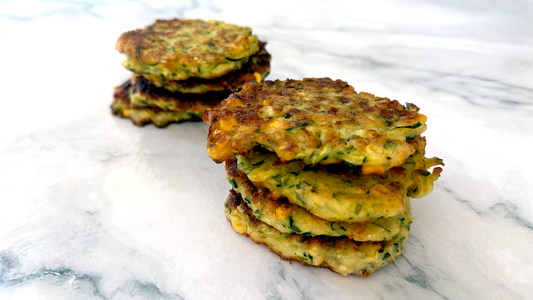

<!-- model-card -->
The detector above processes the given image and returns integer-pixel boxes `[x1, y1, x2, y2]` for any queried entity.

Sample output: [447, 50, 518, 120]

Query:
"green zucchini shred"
[382, 252, 391, 261]
[228, 178, 237, 189]
[288, 216, 301, 233]
[371, 222, 391, 232]
[225, 57, 243, 62]
[355, 203, 362, 215]
[398, 121, 422, 129]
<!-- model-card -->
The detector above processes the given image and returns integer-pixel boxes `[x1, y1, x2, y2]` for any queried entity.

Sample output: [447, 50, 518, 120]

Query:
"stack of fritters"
[204, 78, 443, 276]
[111, 19, 271, 127]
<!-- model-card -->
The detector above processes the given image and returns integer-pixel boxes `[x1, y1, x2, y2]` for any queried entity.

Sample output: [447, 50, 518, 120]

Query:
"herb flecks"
[302, 252, 314, 263]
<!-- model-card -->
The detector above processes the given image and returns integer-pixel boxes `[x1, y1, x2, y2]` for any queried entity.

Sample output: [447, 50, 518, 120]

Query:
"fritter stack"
[111, 19, 271, 127]
[203, 78, 443, 276]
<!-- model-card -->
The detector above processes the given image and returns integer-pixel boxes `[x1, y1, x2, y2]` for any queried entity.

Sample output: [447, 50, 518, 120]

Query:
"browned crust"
[111, 79, 132, 112]
[203, 78, 427, 165]
[204, 78, 423, 128]
[130, 75, 227, 110]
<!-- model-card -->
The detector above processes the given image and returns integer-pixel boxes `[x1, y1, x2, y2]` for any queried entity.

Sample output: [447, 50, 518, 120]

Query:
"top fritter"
[203, 78, 428, 174]
[116, 19, 260, 81]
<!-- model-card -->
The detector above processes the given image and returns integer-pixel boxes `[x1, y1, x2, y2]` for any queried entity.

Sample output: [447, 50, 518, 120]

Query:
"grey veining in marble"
[1, 0, 532, 299]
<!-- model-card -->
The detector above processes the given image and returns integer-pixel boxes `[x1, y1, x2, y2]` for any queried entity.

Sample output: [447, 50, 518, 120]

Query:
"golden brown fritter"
[204, 78, 428, 174]
[116, 19, 259, 80]
[143, 41, 271, 93]
[225, 189, 410, 277]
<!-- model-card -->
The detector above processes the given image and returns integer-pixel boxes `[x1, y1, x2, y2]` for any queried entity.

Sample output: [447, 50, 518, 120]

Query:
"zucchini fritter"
[204, 78, 428, 173]
[143, 41, 271, 93]
[111, 80, 216, 127]
[226, 158, 411, 241]
[116, 19, 259, 81]
[234, 136, 443, 222]
[225, 190, 410, 277]
[129, 75, 228, 111]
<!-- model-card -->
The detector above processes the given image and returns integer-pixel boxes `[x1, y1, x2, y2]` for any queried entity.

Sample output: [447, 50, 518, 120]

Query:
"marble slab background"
[1, 0, 532, 299]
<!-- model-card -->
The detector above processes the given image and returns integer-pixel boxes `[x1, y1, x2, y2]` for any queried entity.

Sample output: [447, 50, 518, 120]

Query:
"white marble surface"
[1, 0, 533, 299]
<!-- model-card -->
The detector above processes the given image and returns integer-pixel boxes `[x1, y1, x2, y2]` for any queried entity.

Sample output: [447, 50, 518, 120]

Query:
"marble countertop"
[1, 0, 532, 299]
